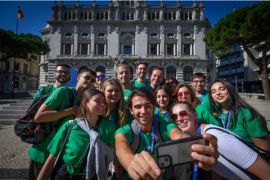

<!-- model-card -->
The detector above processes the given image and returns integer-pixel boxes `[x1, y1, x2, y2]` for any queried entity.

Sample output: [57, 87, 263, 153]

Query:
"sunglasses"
[96, 75, 105, 79]
[178, 91, 190, 97]
[171, 110, 189, 121]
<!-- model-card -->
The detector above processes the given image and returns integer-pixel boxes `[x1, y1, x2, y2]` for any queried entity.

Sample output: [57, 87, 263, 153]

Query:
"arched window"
[120, 33, 134, 55]
[183, 66, 193, 82]
[95, 66, 105, 74]
[166, 66, 176, 79]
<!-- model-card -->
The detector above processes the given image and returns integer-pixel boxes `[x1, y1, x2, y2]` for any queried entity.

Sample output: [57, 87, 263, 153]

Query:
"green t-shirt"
[133, 79, 151, 92]
[28, 86, 79, 164]
[123, 88, 134, 104]
[196, 89, 208, 105]
[115, 120, 177, 179]
[196, 105, 269, 146]
[48, 118, 116, 175]
[154, 107, 170, 122]
[33, 84, 56, 102]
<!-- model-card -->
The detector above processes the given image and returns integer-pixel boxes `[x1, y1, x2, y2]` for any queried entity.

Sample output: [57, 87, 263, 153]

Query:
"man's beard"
[56, 76, 70, 84]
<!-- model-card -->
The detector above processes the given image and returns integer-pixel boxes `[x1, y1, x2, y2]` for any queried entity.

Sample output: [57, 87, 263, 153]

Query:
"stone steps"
[2, 106, 29, 110]
[0, 99, 32, 124]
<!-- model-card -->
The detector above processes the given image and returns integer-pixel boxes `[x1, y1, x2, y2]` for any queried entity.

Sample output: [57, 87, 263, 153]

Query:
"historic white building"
[40, 0, 215, 87]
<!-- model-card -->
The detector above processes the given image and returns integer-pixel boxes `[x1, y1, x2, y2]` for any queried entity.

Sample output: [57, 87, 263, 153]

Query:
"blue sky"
[0, 1, 261, 37]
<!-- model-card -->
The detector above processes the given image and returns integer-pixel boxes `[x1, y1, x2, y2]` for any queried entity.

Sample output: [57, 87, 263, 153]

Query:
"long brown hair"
[209, 79, 267, 128]
[77, 89, 105, 118]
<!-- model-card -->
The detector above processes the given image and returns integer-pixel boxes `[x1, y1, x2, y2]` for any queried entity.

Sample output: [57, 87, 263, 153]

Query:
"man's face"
[150, 69, 164, 87]
[130, 95, 154, 127]
[192, 77, 206, 93]
[117, 66, 131, 84]
[136, 64, 147, 79]
[55, 66, 71, 84]
[77, 71, 94, 90]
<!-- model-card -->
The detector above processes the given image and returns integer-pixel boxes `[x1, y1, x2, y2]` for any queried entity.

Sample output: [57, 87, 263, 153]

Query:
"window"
[166, 66, 176, 79]
[166, 44, 175, 55]
[23, 64, 28, 74]
[121, 11, 134, 20]
[63, 43, 72, 55]
[81, 32, 89, 38]
[14, 62, 20, 71]
[65, 33, 72, 38]
[184, 32, 192, 38]
[183, 66, 193, 82]
[183, 44, 192, 55]
[149, 44, 159, 55]
[150, 32, 158, 38]
[123, 45, 132, 55]
[80, 43, 88, 55]
[98, 32, 106, 38]
[96, 43, 106, 55]
[167, 33, 175, 39]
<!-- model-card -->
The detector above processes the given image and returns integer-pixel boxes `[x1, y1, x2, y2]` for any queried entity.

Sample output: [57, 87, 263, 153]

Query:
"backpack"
[14, 88, 74, 144]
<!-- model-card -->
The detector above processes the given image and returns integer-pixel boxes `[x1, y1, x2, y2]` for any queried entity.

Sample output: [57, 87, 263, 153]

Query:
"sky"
[0, 1, 261, 37]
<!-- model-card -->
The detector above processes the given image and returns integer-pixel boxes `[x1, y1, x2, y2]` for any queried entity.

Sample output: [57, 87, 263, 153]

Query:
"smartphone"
[156, 136, 205, 168]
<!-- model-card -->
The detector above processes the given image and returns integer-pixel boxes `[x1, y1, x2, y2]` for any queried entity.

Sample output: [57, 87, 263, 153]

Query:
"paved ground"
[0, 125, 30, 179]
[0, 97, 269, 179]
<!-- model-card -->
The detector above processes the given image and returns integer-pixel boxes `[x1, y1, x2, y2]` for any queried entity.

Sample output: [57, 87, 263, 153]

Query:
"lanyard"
[221, 111, 232, 129]
[191, 124, 202, 180]
[136, 120, 155, 155]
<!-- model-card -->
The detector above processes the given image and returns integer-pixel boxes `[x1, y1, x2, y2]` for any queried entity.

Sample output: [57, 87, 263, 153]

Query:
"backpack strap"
[130, 118, 162, 153]
[54, 120, 75, 168]
[68, 88, 75, 106]
[131, 120, 140, 153]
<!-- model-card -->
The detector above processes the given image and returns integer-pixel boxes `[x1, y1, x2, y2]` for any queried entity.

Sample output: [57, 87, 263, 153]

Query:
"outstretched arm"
[115, 133, 161, 179]
[203, 124, 270, 180]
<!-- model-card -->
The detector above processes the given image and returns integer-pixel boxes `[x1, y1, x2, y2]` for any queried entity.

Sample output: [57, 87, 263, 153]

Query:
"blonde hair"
[102, 79, 128, 126]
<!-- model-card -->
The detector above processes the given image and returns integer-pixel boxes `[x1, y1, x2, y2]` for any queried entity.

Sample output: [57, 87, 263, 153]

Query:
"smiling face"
[85, 93, 106, 116]
[211, 82, 230, 105]
[77, 71, 94, 90]
[104, 84, 122, 106]
[150, 69, 164, 88]
[55, 66, 71, 84]
[156, 89, 169, 109]
[192, 77, 206, 93]
[136, 64, 148, 79]
[117, 65, 131, 84]
[130, 95, 154, 127]
[171, 104, 196, 133]
[177, 86, 191, 102]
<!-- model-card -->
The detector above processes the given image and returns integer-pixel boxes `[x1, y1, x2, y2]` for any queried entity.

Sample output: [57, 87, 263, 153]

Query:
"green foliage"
[0, 29, 50, 60]
[204, 2, 270, 54]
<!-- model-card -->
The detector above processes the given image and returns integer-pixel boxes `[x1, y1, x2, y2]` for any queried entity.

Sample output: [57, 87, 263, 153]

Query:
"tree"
[0, 29, 50, 61]
[204, 2, 270, 99]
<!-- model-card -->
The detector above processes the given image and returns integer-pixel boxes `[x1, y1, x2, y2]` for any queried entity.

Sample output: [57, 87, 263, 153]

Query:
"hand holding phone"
[156, 136, 205, 168]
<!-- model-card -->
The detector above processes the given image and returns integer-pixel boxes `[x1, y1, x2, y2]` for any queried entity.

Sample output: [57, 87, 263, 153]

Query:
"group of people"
[26, 61, 270, 180]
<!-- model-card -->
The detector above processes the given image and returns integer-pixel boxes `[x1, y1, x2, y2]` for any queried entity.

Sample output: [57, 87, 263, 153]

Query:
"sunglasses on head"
[171, 110, 189, 121]
[96, 75, 105, 79]
[178, 91, 190, 97]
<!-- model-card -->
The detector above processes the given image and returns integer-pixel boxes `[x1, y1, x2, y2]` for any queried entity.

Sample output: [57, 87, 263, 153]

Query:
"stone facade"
[40, 0, 215, 87]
